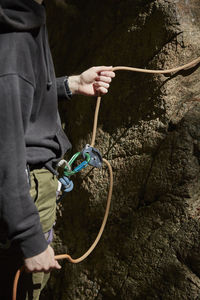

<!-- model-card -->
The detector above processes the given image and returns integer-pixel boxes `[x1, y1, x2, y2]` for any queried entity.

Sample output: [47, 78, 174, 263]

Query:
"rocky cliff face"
[44, 0, 200, 299]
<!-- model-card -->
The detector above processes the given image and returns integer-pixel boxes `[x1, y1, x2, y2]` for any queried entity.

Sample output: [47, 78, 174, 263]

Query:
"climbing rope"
[12, 56, 200, 300]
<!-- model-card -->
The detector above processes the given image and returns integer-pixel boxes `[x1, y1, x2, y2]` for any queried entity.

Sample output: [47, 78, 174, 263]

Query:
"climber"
[0, 0, 115, 299]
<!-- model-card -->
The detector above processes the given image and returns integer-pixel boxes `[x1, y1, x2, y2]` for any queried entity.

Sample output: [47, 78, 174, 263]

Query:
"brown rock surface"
[43, 0, 200, 299]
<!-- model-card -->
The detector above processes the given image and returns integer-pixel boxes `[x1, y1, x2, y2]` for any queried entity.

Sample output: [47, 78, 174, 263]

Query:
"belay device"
[57, 144, 103, 201]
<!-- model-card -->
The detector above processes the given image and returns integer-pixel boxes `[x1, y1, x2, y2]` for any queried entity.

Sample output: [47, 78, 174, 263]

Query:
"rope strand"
[112, 56, 200, 73]
[12, 55, 200, 300]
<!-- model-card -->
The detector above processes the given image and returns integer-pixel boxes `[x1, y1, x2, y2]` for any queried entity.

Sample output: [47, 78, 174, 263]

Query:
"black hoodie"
[0, 0, 71, 258]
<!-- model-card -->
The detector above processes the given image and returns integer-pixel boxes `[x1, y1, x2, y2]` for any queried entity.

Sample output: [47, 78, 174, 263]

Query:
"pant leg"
[22, 169, 58, 300]
[0, 169, 58, 300]
[20, 271, 50, 300]
[30, 169, 58, 234]
[15, 168, 58, 300]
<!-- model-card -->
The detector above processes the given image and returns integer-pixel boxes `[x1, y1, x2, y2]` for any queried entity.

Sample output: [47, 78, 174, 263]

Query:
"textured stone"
[42, 0, 200, 299]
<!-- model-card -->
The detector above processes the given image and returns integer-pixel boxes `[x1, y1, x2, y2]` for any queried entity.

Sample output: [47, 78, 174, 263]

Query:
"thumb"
[55, 259, 61, 269]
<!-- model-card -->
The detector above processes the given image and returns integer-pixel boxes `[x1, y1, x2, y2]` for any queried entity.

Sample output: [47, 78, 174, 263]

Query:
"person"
[0, 0, 115, 299]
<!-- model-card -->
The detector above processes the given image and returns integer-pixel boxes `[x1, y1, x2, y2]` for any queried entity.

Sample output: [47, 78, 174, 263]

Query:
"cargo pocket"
[29, 169, 58, 233]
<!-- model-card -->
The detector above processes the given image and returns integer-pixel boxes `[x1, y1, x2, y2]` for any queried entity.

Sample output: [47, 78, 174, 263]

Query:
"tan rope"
[12, 56, 200, 300]
[112, 56, 200, 73]
[54, 158, 113, 263]
[91, 96, 101, 147]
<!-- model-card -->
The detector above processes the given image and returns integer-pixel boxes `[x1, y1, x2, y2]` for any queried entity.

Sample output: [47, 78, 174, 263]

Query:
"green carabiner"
[63, 152, 91, 177]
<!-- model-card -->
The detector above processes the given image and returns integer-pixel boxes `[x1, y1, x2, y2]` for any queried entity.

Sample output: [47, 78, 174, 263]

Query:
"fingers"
[94, 81, 110, 89]
[43, 259, 61, 274]
[95, 71, 115, 87]
[25, 259, 61, 273]
[39, 261, 61, 274]
[95, 75, 112, 83]
[94, 69, 115, 95]
[93, 66, 115, 79]
[93, 66, 114, 72]
[94, 80, 110, 95]
[99, 71, 115, 78]
[55, 260, 62, 270]
[95, 86, 108, 95]
[24, 245, 61, 273]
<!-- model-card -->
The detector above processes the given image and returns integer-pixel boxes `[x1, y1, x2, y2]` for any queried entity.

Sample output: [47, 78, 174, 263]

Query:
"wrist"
[68, 75, 81, 95]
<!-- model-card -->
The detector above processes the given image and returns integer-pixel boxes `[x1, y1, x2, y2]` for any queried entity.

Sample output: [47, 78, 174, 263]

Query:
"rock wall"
[43, 0, 200, 299]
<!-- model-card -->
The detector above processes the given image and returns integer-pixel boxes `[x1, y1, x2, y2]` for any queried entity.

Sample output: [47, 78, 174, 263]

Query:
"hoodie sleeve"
[56, 76, 72, 101]
[0, 74, 48, 258]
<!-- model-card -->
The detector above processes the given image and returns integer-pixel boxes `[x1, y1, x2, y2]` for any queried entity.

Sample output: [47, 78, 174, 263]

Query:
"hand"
[24, 245, 61, 273]
[68, 66, 115, 97]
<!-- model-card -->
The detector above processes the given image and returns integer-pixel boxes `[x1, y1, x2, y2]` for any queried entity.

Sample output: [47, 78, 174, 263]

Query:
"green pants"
[0, 168, 58, 300]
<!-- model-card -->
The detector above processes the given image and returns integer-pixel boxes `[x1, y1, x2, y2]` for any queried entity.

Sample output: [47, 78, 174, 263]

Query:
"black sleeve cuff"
[56, 76, 72, 100]
[20, 229, 48, 258]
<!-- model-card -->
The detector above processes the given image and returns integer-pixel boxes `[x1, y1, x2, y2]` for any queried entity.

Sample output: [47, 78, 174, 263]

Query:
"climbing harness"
[12, 56, 200, 300]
